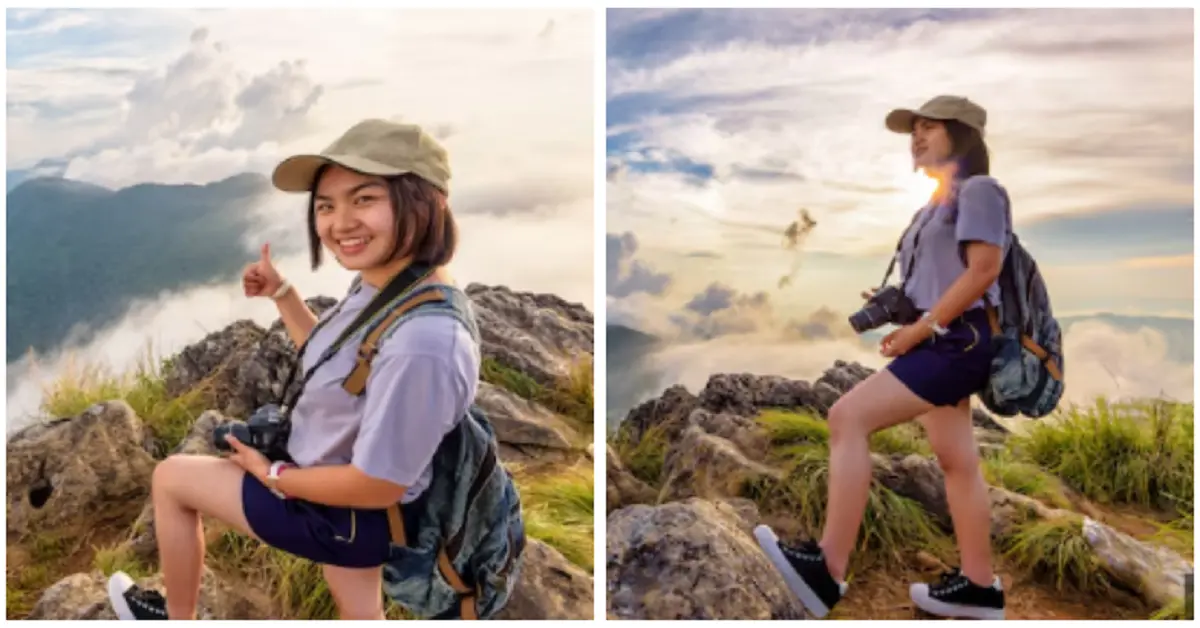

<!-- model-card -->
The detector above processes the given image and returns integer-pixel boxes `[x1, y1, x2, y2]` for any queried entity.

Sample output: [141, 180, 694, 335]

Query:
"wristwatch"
[266, 461, 294, 499]
[922, 311, 949, 336]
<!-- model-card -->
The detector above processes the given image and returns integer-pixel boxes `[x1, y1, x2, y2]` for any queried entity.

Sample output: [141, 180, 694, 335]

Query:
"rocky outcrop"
[465, 283, 593, 388]
[607, 362, 1192, 618]
[7, 401, 156, 539]
[9, 283, 594, 621]
[607, 498, 804, 620]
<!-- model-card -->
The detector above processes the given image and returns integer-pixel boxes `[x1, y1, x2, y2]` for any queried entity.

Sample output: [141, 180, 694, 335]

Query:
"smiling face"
[312, 165, 399, 272]
[910, 117, 954, 171]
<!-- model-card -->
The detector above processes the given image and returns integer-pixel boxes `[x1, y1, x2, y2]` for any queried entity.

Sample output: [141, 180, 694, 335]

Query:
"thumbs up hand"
[243, 243, 286, 299]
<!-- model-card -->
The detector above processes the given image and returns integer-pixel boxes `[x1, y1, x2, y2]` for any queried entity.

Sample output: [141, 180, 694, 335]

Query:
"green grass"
[515, 465, 595, 572]
[1150, 597, 1191, 620]
[482, 356, 594, 429]
[92, 542, 154, 580]
[34, 345, 212, 456]
[6, 532, 74, 618]
[757, 408, 930, 457]
[746, 410, 950, 571]
[999, 516, 1115, 595]
[982, 452, 1072, 509]
[611, 422, 670, 486]
[1011, 399, 1193, 517]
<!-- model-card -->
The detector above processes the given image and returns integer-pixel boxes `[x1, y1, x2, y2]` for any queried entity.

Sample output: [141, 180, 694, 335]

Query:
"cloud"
[608, 232, 673, 297]
[1120, 254, 1193, 270]
[606, 8, 1194, 261]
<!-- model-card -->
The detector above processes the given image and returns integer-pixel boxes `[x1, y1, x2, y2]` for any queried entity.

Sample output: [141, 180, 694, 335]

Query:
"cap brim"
[271, 154, 410, 192]
[885, 108, 920, 134]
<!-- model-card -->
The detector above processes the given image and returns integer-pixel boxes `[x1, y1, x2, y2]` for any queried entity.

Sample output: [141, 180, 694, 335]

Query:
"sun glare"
[903, 171, 938, 208]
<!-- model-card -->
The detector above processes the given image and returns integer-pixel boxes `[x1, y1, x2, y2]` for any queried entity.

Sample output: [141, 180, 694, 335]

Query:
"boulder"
[27, 567, 270, 620]
[495, 539, 594, 620]
[7, 401, 156, 539]
[606, 498, 804, 620]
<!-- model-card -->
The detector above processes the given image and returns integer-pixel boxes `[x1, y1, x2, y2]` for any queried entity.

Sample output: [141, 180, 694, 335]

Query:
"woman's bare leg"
[152, 454, 259, 619]
[819, 368, 934, 580]
[917, 400, 994, 585]
[323, 564, 386, 619]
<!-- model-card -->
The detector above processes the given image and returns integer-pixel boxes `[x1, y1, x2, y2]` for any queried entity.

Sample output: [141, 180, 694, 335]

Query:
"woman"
[107, 119, 481, 620]
[755, 96, 1011, 620]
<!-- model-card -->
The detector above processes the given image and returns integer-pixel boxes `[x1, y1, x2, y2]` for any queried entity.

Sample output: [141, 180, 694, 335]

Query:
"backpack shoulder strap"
[341, 288, 447, 395]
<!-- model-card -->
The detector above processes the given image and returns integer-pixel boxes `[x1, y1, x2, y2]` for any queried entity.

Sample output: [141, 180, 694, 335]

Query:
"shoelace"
[931, 568, 967, 596]
[780, 539, 823, 561]
[129, 588, 168, 617]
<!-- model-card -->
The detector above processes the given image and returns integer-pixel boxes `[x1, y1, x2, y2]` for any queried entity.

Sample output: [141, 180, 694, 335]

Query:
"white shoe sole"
[107, 572, 138, 620]
[754, 525, 828, 619]
[910, 583, 1006, 620]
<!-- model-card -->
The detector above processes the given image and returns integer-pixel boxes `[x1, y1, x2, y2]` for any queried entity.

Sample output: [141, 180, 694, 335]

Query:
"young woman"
[755, 96, 1011, 620]
[107, 120, 481, 620]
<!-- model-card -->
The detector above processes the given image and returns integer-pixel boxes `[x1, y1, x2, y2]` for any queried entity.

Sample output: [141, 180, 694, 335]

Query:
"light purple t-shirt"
[899, 176, 1012, 311]
[285, 281, 480, 503]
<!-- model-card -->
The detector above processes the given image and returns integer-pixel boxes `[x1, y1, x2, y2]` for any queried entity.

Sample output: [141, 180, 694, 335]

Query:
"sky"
[6, 8, 595, 425]
[605, 8, 1195, 412]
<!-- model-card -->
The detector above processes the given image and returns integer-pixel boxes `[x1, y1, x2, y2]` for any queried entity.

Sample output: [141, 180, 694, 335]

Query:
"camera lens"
[211, 421, 251, 452]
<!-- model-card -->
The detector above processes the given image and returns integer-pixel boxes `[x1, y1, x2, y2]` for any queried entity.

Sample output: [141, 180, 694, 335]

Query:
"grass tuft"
[482, 356, 594, 428]
[611, 422, 669, 487]
[515, 465, 595, 572]
[92, 542, 154, 580]
[1011, 399, 1193, 517]
[34, 345, 212, 456]
[982, 452, 1072, 509]
[1000, 516, 1114, 595]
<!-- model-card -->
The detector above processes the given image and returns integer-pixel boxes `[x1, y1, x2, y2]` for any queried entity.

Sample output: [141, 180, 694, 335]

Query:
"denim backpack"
[338, 281, 527, 619]
[954, 176, 1066, 418]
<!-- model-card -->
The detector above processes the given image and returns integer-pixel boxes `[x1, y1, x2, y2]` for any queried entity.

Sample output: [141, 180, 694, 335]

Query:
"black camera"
[213, 404, 292, 461]
[848, 285, 920, 334]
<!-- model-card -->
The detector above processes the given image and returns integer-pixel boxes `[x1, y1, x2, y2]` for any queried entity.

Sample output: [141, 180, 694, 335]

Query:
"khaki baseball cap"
[885, 95, 986, 135]
[272, 119, 451, 194]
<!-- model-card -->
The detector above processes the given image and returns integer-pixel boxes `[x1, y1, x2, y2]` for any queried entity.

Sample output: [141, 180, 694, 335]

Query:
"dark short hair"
[306, 164, 458, 270]
[942, 119, 990, 179]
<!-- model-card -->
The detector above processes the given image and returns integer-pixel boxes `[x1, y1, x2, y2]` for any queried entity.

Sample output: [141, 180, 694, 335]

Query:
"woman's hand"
[242, 243, 285, 298]
[860, 287, 878, 301]
[880, 323, 931, 358]
[223, 434, 271, 483]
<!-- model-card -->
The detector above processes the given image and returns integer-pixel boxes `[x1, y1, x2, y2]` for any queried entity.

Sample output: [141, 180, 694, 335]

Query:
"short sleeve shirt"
[898, 176, 1012, 311]
[284, 281, 481, 503]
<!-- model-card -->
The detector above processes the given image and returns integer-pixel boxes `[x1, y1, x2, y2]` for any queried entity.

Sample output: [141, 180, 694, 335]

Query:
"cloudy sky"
[6, 8, 594, 424]
[606, 8, 1194, 412]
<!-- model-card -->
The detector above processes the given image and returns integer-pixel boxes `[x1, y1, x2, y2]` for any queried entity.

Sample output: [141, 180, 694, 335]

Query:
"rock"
[495, 539, 593, 620]
[466, 284, 593, 389]
[1083, 517, 1193, 610]
[475, 382, 579, 451]
[687, 408, 770, 457]
[618, 384, 699, 446]
[606, 445, 657, 513]
[658, 425, 783, 504]
[27, 567, 270, 620]
[7, 401, 156, 539]
[606, 498, 804, 620]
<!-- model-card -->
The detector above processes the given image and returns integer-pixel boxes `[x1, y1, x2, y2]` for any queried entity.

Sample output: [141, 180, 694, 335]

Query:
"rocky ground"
[607, 361, 1194, 620]
[6, 283, 595, 620]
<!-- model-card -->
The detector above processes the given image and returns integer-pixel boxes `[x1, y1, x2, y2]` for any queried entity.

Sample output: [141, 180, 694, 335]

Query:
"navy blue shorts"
[241, 472, 415, 568]
[886, 308, 995, 407]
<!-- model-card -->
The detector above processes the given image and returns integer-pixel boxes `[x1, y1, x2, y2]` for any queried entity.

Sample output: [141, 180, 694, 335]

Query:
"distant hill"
[6, 173, 273, 362]
[606, 323, 667, 428]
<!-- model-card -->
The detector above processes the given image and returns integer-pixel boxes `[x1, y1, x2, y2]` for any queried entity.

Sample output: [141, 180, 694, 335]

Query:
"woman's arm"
[272, 464, 405, 509]
[923, 241, 1003, 329]
[273, 286, 319, 347]
[924, 177, 1009, 329]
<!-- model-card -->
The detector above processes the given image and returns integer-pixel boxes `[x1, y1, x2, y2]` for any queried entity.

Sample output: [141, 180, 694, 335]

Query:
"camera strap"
[878, 206, 932, 290]
[276, 263, 435, 414]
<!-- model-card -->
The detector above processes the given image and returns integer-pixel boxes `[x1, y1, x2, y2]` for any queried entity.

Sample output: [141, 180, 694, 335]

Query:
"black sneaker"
[753, 525, 848, 618]
[108, 571, 168, 620]
[910, 567, 1006, 620]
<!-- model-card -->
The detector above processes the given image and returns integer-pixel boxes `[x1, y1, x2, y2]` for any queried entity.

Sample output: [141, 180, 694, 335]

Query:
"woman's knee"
[933, 442, 981, 478]
[827, 397, 862, 444]
[151, 454, 188, 497]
